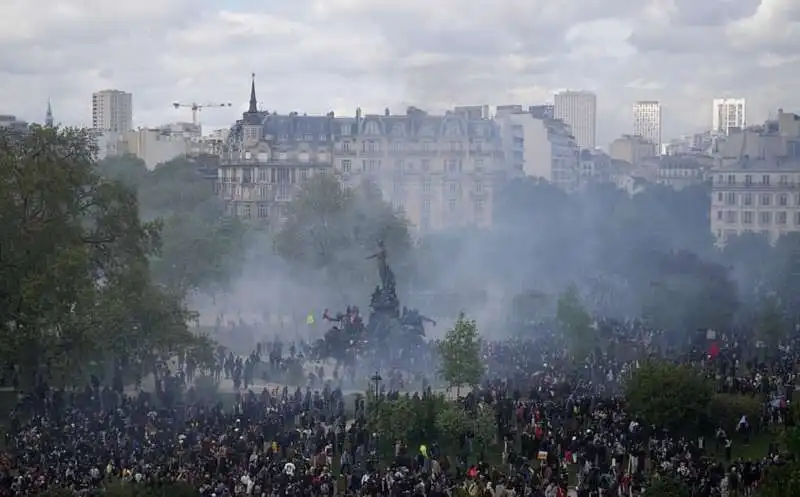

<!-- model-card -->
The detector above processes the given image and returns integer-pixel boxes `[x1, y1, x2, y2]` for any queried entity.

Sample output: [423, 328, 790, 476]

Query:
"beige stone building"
[332, 106, 505, 233]
[216, 80, 506, 233]
[609, 135, 658, 166]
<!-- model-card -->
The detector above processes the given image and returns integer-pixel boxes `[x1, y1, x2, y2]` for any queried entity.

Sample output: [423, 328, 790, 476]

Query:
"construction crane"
[172, 101, 232, 125]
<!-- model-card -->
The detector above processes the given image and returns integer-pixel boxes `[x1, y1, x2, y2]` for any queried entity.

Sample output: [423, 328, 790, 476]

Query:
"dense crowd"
[0, 318, 797, 496]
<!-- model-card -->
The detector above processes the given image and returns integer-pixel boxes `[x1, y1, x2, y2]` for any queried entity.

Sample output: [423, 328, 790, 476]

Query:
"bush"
[708, 393, 763, 434]
[625, 361, 713, 434]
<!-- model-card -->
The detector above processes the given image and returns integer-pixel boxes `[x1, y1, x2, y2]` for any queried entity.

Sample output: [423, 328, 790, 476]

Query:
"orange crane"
[172, 101, 232, 125]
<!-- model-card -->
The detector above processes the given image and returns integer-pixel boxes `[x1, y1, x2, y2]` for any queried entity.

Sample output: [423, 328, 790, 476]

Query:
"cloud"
[0, 0, 797, 146]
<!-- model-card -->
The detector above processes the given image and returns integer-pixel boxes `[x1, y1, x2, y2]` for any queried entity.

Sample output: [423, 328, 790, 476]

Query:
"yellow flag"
[306, 313, 315, 325]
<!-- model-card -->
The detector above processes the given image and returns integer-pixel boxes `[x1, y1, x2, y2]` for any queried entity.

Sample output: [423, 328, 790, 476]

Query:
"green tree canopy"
[0, 127, 205, 389]
[97, 155, 248, 295]
[625, 360, 713, 434]
[274, 174, 410, 288]
[556, 284, 594, 360]
[438, 313, 485, 395]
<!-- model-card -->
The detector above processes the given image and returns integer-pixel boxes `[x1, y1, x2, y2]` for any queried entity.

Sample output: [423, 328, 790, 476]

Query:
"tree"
[438, 313, 484, 396]
[0, 126, 203, 389]
[556, 284, 594, 360]
[759, 428, 800, 497]
[625, 360, 713, 434]
[641, 251, 738, 334]
[97, 155, 248, 295]
[274, 174, 410, 291]
[644, 473, 691, 497]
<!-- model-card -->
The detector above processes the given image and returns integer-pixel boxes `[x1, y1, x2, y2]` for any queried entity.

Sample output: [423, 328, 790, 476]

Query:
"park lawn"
[709, 430, 780, 463]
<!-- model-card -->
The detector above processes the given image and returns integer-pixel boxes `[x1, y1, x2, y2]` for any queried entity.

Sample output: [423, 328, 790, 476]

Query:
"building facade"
[92, 90, 133, 133]
[712, 98, 746, 135]
[647, 155, 711, 190]
[554, 90, 597, 150]
[497, 110, 580, 191]
[218, 80, 505, 232]
[609, 135, 658, 166]
[633, 100, 662, 149]
[528, 104, 554, 119]
[0, 114, 28, 132]
[711, 165, 800, 244]
[332, 106, 505, 233]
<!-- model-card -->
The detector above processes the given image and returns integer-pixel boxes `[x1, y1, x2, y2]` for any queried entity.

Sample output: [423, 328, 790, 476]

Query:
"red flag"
[708, 341, 720, 359]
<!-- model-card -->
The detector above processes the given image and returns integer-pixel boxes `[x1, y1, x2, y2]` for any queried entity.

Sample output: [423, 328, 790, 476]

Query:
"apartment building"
[217, 80, 506, 232]
[92, 90, 133, 133]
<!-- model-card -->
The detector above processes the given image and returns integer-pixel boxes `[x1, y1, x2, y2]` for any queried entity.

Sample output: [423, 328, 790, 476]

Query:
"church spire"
[248, 73, 258, 113]
[45, 98, 53, 127]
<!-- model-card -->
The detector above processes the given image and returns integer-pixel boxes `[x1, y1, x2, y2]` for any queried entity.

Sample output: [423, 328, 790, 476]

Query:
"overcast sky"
[1, 0, 797, 147]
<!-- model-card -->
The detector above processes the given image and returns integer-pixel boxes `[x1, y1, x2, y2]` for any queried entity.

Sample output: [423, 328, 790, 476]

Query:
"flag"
[306, 313, 315, 325]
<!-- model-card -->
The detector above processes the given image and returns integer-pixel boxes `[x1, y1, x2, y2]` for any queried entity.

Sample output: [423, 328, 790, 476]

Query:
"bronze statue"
[366, 239, 395, 292]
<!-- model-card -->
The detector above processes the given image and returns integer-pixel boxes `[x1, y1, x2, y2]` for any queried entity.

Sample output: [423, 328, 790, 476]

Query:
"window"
[474, 199, 484, 213]
[319, 134, 326, 141]
[727, 174, 735, 184]
[303, 134, 313, 142]
[342, 142, 351, 152]
[421, 159, 431, 171]
[242, 203, 251, 219]
[743, 193, 752, 206]
[717, 192, 723, 202]
[795, 212, 800, 225]
[299, 168, 309, 181]
[759, 211, 772, 225]
[725, 192, 736, 205]
[744, 175, 752, 185]
[475, 181, 484, 193]
[422, 199, 431, 213]
[448, 199, 456, 211]
[474, 159, 484, 170]
[422, 178, 431, 194]
[762, 174, 770, 185]
[725, 210, 737, 223]
[361, 160, 367, 171]
[391, 141, 404, 153]
[341, 124, 351, 136]
[365, 121, 380, 135]
[780, 174, 789, 185]
[258, 167, 267, 182]
[760, 194, 772, 206]
[445, 159, 457, 172]
[779, 194, 788, 206]
[717, 210, 723, 220]
[777, 211, 787, 225]
[341, 159, 351, 173]
[258, 203, 269, 218]
[448, 182, 457, 195]
[743, 211, 754, 224]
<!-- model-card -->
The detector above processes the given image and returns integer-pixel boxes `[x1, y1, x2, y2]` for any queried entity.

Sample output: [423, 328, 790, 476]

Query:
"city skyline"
[1, 1, 795, 145]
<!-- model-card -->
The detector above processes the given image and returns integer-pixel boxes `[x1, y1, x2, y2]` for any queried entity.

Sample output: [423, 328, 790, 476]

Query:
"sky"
[0, 0, 798, 147]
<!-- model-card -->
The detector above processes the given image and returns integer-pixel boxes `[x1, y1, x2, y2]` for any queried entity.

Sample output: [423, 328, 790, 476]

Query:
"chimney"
[384, 107, 390, 116]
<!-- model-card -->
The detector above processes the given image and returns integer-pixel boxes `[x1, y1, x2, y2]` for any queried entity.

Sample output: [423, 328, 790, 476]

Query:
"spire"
[248, 73, 258, 114]
[45, 98, 53, 127]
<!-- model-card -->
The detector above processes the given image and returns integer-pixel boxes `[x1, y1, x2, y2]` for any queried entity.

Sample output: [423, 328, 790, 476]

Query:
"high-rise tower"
[554, 90, 597, 150]
[632, 101, 662, 149]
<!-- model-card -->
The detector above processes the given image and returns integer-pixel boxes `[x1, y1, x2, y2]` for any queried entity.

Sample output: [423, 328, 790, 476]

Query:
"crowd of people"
[0, 316, 797, 496]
